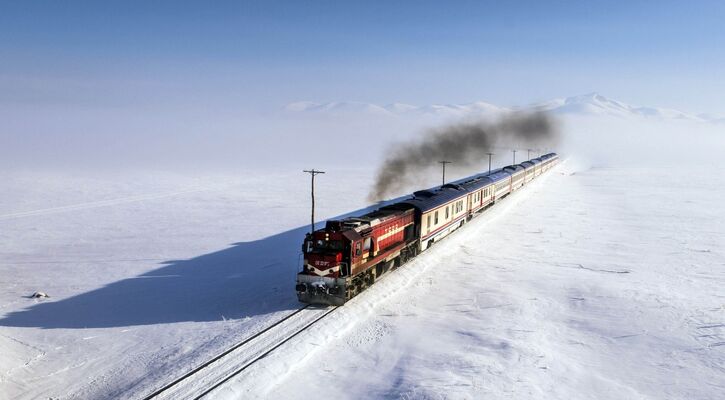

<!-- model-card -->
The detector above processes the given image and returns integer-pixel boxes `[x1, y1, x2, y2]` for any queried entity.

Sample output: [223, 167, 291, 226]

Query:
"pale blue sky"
[1, 1, 724, 116]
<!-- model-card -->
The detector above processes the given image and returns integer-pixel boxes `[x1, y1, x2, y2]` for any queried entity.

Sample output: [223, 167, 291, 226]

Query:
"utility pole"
[303, 169, 325, 235]
[512, 149, 517, 165]
[438, 161, 452, 185]
[527, 149, 532, 160]
[486, 152, 494, 174]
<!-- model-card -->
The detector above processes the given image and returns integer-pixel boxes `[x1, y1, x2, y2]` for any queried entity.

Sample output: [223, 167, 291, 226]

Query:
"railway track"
[141, 305, 337, 400]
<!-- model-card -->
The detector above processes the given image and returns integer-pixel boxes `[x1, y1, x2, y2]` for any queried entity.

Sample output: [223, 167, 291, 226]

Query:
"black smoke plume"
[368, 111, 559, 201]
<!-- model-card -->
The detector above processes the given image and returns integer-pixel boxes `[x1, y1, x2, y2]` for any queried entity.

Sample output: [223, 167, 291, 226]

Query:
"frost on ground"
[218, 163, 724, 400]
[1, 163, 724, 399]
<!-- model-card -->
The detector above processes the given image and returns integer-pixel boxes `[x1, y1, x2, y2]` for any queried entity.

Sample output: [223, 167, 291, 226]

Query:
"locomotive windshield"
[306, 239, 344, 253]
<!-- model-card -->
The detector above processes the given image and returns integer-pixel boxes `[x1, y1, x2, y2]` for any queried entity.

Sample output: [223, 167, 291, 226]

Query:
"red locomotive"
[296, 204, 418, 305]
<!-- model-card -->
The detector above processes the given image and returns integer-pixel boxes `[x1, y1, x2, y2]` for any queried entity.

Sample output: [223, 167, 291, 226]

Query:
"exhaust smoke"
[368, 111, 560, 201]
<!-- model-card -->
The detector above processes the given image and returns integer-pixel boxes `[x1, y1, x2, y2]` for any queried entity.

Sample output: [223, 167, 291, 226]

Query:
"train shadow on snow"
[0, 201, 398, 329]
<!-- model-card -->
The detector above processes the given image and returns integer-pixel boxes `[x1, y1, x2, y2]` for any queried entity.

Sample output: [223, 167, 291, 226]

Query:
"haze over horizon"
[1, 1, 724, 169]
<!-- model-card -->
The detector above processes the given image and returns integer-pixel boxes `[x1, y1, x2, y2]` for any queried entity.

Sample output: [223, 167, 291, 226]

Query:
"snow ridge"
[285, 93, 722, 123]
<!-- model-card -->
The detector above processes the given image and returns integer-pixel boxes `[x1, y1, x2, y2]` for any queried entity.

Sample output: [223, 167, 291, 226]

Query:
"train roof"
[323, 204, 414, 233]
[482, 169, 511, 183]
[397, 185, 467, 213]
[503, 164, 525, 173]
[520, 161, 535, 168]
[457, 175, 494, 191]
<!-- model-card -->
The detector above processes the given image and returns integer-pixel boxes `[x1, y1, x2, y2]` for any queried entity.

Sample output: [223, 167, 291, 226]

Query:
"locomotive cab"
[302, 232, 349, 277]
[296, 228, 354, 305]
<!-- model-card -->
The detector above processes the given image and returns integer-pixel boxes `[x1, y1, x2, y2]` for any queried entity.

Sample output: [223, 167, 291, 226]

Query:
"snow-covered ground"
[2, 160, 723, 399]
[0, 167, 373, 399]
[221, 162, 725, 399]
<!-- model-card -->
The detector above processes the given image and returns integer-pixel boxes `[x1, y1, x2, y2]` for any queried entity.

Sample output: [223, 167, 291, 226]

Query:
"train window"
[445, 206, 449, 219]
[355, 242, 361, 256]
[427, 214, 431, 229]
[434, 211, 439, 225]
[363, 237, 372, 251]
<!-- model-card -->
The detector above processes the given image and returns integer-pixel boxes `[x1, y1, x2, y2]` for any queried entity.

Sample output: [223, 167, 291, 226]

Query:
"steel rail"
[192, 306, 338, 400]
[141, 305, 311, 400]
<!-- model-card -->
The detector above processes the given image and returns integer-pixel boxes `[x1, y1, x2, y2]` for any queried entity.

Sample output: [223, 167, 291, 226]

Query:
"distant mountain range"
[285, 93, 724, 123]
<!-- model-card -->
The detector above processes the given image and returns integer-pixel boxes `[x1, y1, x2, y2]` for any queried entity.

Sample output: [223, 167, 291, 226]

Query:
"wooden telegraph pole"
[486, 152, 494, 174]
[512, 149, 517, 164]
[438, 161, 452, 185]
[303, 169, 325, 235]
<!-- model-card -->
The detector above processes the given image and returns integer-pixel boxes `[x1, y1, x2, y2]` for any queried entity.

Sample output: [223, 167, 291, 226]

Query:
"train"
[295, 153, 559, 305]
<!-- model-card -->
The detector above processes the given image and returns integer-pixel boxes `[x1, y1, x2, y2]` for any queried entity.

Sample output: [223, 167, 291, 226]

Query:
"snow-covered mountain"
[285, 93, 722, 123]
[285, 101, 393, 115]
[285, 99, 510, 118]
[532, 93, 708, 121]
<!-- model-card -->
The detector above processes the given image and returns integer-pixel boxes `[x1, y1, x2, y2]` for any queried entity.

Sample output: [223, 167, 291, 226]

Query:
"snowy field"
[1, 161, 724, 399]
[0, 167, 372, 399]
[218, 162, 725, 399]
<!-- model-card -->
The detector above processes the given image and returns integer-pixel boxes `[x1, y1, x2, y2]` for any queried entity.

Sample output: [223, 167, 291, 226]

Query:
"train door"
[363, 237, 373, 259]
[352, 240, 362, 272]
